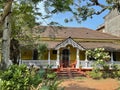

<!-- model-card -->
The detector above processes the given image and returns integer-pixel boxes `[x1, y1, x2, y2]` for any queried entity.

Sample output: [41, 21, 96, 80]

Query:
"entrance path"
[59, 78, 119, 90]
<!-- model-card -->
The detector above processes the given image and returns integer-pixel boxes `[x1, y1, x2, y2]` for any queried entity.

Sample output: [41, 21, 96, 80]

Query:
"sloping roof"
[35, 26, 120, 40]
[80, 42, 120, 51]
[39, 40, 120, 51]
[31, 26, 120, 51]
[39, 41, 60, 49]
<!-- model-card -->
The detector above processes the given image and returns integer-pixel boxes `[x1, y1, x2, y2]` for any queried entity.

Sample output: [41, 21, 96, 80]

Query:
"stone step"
[57, 68, 86, 78]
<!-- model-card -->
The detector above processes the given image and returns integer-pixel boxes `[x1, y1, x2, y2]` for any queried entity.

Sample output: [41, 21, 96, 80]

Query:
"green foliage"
[0, 64, 31, 90]
[86, 48, 113, 79]
[46, 65, 57, 79]
[31, 65, 62, 90]
[30, 71, 43, 88]
[0, 78, 2, 90]
[42, 65, 61, 90]
[110, 64, 120, 79]
[11, 1, 36, 42]
[117, 70, 120, 79]
[30, 67, 45, 88]
[102, 64, 110, 78]
[38, 43, 48, 59]
[86, 48, 110, 61]
[86, 48, 110, 72]
[89, 68, 102, 79]
[1, 0, 120, 70]
[39, 77, 62, 90]
[0, 64, 62, 90]
[44, 0, 120, 23]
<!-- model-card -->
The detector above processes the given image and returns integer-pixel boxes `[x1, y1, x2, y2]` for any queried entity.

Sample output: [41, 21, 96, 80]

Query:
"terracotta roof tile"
[39, 41, 60, 49]
[32, 26, 120, 51]
[36, 26, 120, 39]
[39, 40, 120, 51]
[80, 42, 120, 51]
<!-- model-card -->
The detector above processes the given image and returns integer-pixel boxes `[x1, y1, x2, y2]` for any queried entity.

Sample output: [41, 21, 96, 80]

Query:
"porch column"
[48, 49, 50, 65]
[76, 48, 80, 68]
[19, 49, 22, 65]
[111, 52, 114, 63]
[85, 51, 88, 68]
[56, 49, 60, 67]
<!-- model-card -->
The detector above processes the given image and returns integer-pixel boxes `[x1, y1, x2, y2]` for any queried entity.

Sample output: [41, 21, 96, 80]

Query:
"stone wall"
[104, 9, 120, 37]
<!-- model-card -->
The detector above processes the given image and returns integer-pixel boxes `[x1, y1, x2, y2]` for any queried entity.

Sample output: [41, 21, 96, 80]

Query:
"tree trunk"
[0, 13, 11, 70]
[0, 0, 13, 70]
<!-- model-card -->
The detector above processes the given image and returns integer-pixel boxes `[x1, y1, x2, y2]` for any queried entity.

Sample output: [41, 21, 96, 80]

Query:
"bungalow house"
[20, 26, 120, 69]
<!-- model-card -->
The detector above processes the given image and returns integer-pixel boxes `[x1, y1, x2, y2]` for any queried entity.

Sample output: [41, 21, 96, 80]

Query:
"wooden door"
[62, 49, 70, 68]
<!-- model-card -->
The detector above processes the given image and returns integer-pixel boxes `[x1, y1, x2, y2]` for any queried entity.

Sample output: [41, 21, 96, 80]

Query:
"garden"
[0, 48, 120, 90]
[0, 64, 120, 90]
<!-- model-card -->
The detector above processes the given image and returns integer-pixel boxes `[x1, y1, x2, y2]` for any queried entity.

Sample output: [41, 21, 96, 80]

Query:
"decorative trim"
[55, 37, 85, 50]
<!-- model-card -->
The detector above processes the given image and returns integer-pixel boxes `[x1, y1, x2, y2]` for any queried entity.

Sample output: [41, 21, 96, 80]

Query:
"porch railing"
[20, 60, 57, 68]
[20, 60, 120, 69]
[79, 60, 120, 69]
[79, 61, 94, 69]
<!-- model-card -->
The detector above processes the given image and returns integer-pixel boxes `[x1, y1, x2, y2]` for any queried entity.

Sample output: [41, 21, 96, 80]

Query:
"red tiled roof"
[39, 41, 60, 49]
[80, 42, 120, 51]
[39, 40, 120, 51]
[35, 26, 120, 39]
[32, 26, 120, 51]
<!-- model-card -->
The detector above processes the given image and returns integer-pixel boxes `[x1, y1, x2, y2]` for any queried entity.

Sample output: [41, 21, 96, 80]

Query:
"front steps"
[57, 68, 86, 79]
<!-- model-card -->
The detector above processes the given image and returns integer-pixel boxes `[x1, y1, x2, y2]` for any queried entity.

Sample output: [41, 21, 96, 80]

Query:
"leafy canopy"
[0, 0, 120, 44]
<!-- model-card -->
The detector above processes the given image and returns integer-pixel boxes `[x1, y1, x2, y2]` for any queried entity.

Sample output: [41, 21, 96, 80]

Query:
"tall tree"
[0, 0, 120, 70]
[0, 0, 13, 70]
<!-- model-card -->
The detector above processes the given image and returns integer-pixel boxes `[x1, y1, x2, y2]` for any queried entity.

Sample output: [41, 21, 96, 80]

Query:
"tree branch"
[0, 0, 13, 26]
[94, 8, 106, 15]
[90, 0, 105, 8]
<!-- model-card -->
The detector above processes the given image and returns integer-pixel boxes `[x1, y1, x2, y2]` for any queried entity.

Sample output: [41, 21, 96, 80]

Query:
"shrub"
[0, 64, 62, 90]
[117, 70, 120, 80]
[0, 64, 31, 90]
[0, 78, 2, 90]
[31, 65, 62, 90]
[89, 68, 102, 79]
[30, 66, 46, 88]
[102, 64, 110, 78]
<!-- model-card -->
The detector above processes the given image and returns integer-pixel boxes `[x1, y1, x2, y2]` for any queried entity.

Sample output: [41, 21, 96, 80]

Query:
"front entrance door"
[61, 49, 70, 68]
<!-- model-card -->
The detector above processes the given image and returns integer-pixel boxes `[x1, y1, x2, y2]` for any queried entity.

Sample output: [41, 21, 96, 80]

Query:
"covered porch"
[20, 37, 120, 69]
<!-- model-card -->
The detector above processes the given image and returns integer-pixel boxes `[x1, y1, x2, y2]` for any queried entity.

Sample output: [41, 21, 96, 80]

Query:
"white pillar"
[85, 51, 88, 61]
[85, 51, 88, 68]
[48, 49, 50, 65]
[111, 52, 114, 63]
[76, 48, 80, 68]
[56, 49, 60, 67]
[19, 49, 22, 65]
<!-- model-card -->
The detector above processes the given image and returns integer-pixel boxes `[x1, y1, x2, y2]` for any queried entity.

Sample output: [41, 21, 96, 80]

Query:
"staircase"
[57, 68, 86, 79]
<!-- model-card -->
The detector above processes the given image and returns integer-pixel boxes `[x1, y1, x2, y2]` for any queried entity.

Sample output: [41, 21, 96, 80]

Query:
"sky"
[49, 10, 109, 30]
[38, 1, 109, 30]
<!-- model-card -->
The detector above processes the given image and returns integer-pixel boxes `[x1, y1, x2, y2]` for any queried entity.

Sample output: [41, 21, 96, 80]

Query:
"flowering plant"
[86, 48, 110, 61]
